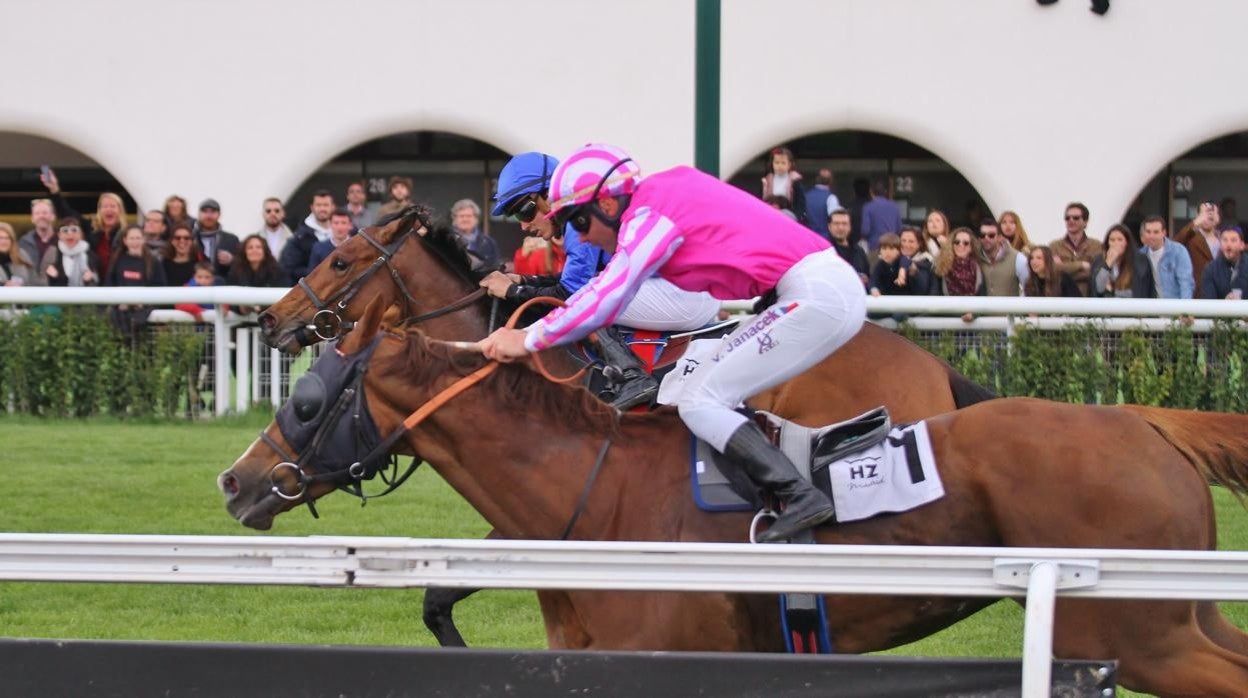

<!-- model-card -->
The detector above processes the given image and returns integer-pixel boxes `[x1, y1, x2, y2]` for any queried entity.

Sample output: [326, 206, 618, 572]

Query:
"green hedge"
[0, 309, 205, 418]
[899, 320, 1248, 412]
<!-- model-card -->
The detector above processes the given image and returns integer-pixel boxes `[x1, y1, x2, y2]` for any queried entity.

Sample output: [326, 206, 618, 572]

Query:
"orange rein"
[398, 296, 593, 431]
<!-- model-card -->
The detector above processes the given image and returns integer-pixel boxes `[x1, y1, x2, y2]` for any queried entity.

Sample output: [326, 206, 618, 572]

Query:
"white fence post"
[1021, 561, 1059, 697]
[270, 346, 282, 409]
[213, 310, 229, 417]
[234, 326, 250, 413]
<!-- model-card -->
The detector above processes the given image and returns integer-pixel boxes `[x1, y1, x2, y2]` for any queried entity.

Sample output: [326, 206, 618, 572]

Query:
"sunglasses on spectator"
[980, 232, 998, 240]
[1065, 214, 1083, 221]
[264, 207, 282, 214]
[953, 239, 973, 247]
[172, 235, 193, 241]
[506, 196, 540, 224]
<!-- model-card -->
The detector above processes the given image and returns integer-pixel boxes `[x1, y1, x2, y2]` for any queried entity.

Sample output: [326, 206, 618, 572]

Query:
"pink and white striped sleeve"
[525, 207, 682, 351]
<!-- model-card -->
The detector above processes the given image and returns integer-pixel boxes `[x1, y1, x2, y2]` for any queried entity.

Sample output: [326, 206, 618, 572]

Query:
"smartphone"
[39, 164, 52, 181]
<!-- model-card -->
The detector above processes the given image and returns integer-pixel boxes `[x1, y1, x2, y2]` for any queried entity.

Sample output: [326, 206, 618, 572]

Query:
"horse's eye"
[331, 258, 349, 271]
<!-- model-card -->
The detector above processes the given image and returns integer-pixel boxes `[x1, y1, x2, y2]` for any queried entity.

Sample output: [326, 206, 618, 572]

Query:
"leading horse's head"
[255, 203, 446, 354]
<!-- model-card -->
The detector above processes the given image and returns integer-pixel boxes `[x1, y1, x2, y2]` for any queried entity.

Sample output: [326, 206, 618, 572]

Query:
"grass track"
[1, 416, 1245, 695]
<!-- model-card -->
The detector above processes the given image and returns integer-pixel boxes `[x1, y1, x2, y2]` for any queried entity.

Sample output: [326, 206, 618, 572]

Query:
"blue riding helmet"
[491, 152, 559, 216]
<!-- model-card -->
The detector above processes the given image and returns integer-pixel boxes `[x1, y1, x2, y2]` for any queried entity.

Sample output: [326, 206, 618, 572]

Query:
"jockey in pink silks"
[480, 143, 866, 542]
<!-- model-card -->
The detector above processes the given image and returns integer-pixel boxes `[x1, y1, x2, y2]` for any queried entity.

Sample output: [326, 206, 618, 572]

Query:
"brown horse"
[220, 313, 1248, 697]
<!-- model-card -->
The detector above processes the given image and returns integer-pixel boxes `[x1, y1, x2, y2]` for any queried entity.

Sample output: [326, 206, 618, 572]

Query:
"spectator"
[935, 227, 985, 296]
[280, 189, 334, 280]
[163, 195, 196, 233]
[803, 168, 839, 238]
[1024, 245, 1082, 297]
[376, 175, 413, 219]
[860, 178, 903, 252]
[142, 209, 170, 260]
[847, 177, 871, 247]
[105, 224, 166, 337]
[761, 147, 806, 225]
[163, 223, 201, 287]
[227, 234, 291, 315]
[345, 180, 377, 229]
[1199, 226, 1248, 300]
[19, 198, 57, 284]
[1140, 214, 1194, 299]
[1174, 201, 1221, 294]
[977, 219, 1021, 297]
[0, 223, 39, 287]
[256, 197, 293, 259]
[174, 261, 219, 323]
[43, 217, 99, 287]
[308, 208, 355, 269]
[194, 198, 241, 278]
[1221, 196, 1239, 230]
[450, 198, 500, 268]
[827, 208, 869, 288]
[898, 227, 935, 295]
[870, 233, 909, 297]
[1089, 224, 1153, 298]
[1050, 202, 1102, 296]
[997, 210, 1033, 282]
[512, 236, 565, 277]
[764, 195, 798, 220]
[40, 167, 125, 276]
[922, 209, 952, 259]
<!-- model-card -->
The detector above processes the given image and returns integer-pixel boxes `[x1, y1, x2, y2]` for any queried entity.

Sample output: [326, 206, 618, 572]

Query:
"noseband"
[295, 212, 489, 343]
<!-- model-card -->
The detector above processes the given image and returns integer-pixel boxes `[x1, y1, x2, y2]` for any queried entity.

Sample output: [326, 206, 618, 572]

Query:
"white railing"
[3, 288, 1248, 416]
[2, 534, 1247, 696]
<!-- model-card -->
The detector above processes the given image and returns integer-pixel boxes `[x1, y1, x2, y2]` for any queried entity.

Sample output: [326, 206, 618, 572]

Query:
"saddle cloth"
[692, 407, 945, 523]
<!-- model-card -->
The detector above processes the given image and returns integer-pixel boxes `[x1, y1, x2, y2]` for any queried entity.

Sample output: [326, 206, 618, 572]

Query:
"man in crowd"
[142, 209, 170, 258]
[345, 180, 376, 229]
[377, 176, 413, 219]
[860, 178, 902, 252]
[19, 198, 57, 284]
[1050, 202, 1102, 296]
[977, 219, 1021, 296]
[450, 198, 499, 268]
[280, 189, 335, 280]
[1175, 201, 1221, 293]
[194, 199, 240, 277]
[308, 208, 355, 268]
[827, 208, 868, 287]
[1140, 215, 1194, 299]
[1199, 226, 1248, 300]
[803, 168, 839, 239]
[257, 197, 292, 259]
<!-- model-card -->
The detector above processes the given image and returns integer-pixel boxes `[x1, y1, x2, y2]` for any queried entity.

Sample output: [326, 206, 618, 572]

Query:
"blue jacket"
[1140, 239, 1194, 299]
[1199, 253, 1248, 300]
[559, 225, 610, 294]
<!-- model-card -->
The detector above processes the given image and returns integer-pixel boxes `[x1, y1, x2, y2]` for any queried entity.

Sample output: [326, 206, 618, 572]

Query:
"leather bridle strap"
[559, 435, 613, 540]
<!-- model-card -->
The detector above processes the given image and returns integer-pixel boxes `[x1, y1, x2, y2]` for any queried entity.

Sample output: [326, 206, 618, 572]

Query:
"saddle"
[584, 318, 740, 376]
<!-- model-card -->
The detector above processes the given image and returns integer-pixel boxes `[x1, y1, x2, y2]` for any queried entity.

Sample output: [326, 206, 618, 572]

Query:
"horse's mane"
[383, 329, 619, 435]
[377, 204, 485, 283]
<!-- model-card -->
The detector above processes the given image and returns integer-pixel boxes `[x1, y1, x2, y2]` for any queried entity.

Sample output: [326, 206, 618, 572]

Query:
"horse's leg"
[1196, 600, 1248, 658]
[421, 587, 476, 647]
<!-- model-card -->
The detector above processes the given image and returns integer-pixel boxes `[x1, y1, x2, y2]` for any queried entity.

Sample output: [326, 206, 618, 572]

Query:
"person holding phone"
[1199, 226, 1248, 300]
[1175, 200, 1222, 292]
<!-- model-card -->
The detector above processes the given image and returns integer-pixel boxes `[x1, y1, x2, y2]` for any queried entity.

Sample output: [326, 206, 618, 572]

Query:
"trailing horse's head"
[257, 204, 434, 354]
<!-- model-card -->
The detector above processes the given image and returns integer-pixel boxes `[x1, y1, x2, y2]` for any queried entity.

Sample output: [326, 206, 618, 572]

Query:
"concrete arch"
[0, 116, 143, 212]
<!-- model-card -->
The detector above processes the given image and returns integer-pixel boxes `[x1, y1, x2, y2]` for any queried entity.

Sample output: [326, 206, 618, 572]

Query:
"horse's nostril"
[259, 313, 276, 331]
[219, 472, 240, 497]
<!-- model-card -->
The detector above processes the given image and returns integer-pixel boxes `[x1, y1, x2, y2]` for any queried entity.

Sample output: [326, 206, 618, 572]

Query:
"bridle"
[295, 207, 489, 343]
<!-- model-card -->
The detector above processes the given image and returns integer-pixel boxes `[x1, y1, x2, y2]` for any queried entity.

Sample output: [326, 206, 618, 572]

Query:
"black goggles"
[506, 196, 540, 224]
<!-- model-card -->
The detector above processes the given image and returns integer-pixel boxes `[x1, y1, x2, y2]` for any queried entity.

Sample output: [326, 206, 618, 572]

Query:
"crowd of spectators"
[770, 150, 1248, 305]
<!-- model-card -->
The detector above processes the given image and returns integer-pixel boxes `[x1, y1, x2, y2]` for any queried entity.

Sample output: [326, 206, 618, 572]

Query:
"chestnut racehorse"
[253, 207, 993, 645]
[221, 309, 1248, 697]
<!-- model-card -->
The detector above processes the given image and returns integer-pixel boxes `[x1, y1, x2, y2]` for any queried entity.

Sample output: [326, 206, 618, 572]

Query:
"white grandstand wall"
[2, 0, 1246, 243]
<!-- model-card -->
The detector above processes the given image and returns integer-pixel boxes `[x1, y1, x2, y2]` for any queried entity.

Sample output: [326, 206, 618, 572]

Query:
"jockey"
[480, 144, 867, 543]
[481, 151, 721, 410]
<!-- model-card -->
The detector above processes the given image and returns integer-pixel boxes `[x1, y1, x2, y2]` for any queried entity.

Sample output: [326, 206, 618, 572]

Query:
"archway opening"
[0, 132, 137, 234]
[1129, 132, 1248, 239]
[288, 131, 526, 261]
[727, 131, 993, 238]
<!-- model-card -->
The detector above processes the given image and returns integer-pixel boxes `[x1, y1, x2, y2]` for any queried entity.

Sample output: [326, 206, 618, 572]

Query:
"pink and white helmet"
[546, 143, 642, 216]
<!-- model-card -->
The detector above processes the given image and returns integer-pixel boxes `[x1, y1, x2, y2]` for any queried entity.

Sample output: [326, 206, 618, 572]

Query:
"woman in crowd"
[40, 168, 127, 276]
[899, 227, 936, 295]
[43, 217, 99, 287]
[226, 234, 291, 315]
[922, 209, 952, 258]
[164, 195, 196, 233]
[934, 227, 985, 296]
[998, 210, 1032, 282]
[512, 235, 565, 277]
[105, 224, 166, 337]
[163, 222, 201, 287]
[1024, 245, 1083, 297]
[1088, 224, 1154, 298]
[0, 223, 39, 286]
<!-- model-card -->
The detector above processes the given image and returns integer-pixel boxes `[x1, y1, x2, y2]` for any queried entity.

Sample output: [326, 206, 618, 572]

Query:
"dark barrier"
[0, 638, 1115, 698]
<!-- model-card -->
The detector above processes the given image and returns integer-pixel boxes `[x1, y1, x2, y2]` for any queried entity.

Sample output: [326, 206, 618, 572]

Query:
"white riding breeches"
[676, 249, 867, 451]
[616, 276, 722, 331]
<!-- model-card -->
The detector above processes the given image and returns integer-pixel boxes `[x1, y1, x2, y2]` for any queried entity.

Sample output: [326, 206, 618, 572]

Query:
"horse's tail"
[945, 365, 996, 409]
[1121, 405, 1248, 501]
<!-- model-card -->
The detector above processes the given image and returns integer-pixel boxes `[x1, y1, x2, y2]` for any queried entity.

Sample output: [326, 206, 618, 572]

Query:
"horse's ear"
[337, 294, 388, 354]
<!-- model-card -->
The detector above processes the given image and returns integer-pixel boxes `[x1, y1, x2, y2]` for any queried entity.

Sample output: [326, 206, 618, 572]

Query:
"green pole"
[694, 0, 721, 177]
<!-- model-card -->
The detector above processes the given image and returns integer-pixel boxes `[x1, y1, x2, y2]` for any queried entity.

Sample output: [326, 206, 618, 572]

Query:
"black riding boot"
[595, 326, 659, 410]
[723, 422, 836, 543]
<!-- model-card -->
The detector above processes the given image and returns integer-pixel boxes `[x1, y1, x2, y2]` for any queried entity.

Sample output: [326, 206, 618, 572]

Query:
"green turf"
[1, 416, 1245, 696]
